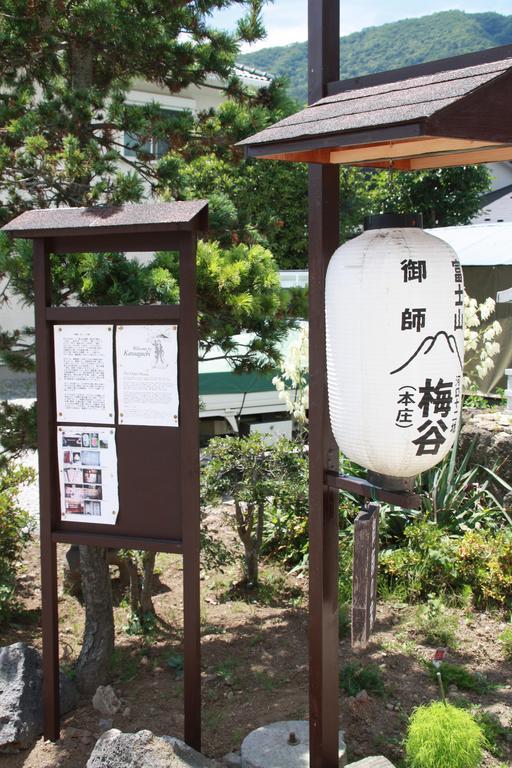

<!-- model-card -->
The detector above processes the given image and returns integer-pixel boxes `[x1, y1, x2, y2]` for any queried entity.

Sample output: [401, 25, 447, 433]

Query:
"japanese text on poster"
[58, 426, 119, 524]
[54, 325, 115, 424]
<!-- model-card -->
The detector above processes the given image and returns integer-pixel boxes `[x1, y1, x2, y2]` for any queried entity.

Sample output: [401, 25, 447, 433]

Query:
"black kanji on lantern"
[396, 410, 414, 427]
[454, 308, 463, 331]
[412, 419, 448, 455]
[454, 285, 464, 306]
[401, 259, 427, 283]
[418, 377, 453, 418]
[397, 388, 415, 406]
[401, 308, 426, 332]
[395, 385, 416, 428]
[452, 259, 463, 283]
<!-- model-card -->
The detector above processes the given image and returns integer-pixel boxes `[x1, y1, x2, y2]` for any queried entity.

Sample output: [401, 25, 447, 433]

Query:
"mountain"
[238, 10, 512, 103]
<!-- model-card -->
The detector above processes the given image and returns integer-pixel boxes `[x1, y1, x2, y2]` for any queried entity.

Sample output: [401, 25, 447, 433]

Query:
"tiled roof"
[238, 56, 512, 149]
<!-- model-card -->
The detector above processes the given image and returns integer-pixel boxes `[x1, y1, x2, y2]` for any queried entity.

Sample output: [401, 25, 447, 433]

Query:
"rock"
[87, 730, 221, 767]
[123, 707, 132, 719]
[99, 718, 113, 732]
[459, 409, 512, 496]
[92, 685, 121, 717]
[355, 689, 369, 702]
[346, 759, 396, 768]
[241, 721, 346, 767]
[0, 642, 77, 753]
[222, 753, 241, 767]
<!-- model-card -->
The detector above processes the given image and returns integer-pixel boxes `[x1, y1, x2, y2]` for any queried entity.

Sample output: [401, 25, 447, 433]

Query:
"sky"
[213, 1, 512, 51]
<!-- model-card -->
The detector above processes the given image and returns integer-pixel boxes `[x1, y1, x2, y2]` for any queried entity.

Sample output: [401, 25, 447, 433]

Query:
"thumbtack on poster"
[116, 324, 179, 427]
[58, 426, 119, 524]
[54, 325, 115, 424]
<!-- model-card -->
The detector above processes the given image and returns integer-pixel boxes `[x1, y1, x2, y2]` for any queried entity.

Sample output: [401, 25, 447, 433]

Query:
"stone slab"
[241, 720, 346, 768]
[346, 759, 395, 768]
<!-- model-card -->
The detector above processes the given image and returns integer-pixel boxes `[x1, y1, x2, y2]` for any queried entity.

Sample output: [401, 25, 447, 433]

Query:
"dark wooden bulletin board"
[2, 201, 208, 750]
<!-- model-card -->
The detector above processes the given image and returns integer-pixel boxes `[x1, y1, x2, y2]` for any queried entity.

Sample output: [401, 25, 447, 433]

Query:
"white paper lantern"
[325, 214, 464, 485]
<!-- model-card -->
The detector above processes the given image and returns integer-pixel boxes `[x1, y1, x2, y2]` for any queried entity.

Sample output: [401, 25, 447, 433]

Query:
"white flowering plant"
[272, 324, 309, 438]
[463, 293, 502, 390]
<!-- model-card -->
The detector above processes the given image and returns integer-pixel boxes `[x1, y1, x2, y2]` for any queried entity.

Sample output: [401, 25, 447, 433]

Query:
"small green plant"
[498, 623, 512, 661]
[166, 653, 184, 675]
[427, 661, 493, 694]
[405, 701, 486, 768]
[214, 658, 240, 686]
[472, 708, 510, 758]
[339, 662, 384, 697]
[414, 595, 458, 647]
[419, 440, 507, 531]
[124, 609, 157, 637]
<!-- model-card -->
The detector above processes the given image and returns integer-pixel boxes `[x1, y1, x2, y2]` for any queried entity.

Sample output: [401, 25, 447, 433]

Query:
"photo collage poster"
[58, 426, 119, 525]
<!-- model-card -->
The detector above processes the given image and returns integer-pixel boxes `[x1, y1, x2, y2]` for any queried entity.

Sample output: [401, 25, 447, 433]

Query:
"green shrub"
[379, 521, 458, 602]
[203, 435, 306, 585]
[414, 595, 458, 647]
[379, 522, 512, 609]
[262, 451, 309, 569]
[456, 529, 512, 609]
[405, 701, 486, 768]
[498, 624, 512, 661]
[0, 462, 35, 622]
[339, 662, 384, 697]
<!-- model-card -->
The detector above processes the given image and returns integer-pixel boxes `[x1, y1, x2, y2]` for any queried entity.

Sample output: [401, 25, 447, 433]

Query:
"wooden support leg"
[40, 538, 60, 740]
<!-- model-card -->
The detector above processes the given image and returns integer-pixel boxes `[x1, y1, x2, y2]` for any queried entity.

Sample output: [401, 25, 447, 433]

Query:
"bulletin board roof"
[2, 201, 208, 239]
[238, 45, 512, 169]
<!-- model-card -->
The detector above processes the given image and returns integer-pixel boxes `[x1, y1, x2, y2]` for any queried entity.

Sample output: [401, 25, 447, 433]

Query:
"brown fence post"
[308, 1, 341, 765]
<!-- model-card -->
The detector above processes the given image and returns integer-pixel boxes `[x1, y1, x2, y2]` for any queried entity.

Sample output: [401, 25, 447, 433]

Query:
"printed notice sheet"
[58, 426, 119, 524]
[116, 325, 179, 427]
[54, 325, 115, 424]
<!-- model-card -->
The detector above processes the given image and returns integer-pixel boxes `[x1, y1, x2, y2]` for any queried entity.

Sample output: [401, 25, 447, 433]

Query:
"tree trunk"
[125, 554, 141, 615]
[141, 551, 156, 615]
[244, 546, 259, 586]
[75, 546, 114, 693]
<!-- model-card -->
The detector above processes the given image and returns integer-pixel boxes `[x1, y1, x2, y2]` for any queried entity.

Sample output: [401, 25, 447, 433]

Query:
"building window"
[123, 108, 180, 159]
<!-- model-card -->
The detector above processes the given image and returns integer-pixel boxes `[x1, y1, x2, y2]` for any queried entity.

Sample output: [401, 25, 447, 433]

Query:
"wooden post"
[352, 503, 380, 648]
[34, 239, 61, 740]
[308, 2, 340, 766]
[179, 233, 202, 751]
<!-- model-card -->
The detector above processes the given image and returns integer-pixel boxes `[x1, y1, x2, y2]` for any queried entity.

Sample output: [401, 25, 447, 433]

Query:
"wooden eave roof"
[2, 201, 208, 239]
[238, 46, 512, 170]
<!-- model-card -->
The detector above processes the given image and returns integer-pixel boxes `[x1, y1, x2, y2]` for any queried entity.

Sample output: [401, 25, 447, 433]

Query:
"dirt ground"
[1, 508, 511, 768]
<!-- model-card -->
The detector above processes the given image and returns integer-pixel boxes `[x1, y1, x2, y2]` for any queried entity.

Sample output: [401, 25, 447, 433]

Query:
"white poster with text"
[116, 324, 179, 427]
[58, 426, 119, 525]
[54, 325, 115, 424]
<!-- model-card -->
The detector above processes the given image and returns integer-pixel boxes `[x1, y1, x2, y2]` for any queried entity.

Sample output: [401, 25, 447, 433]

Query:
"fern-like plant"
[405, 701, 486, 768]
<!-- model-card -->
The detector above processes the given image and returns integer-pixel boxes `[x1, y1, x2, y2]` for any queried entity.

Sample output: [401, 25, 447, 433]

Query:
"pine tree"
[0, 0, 294, 693]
